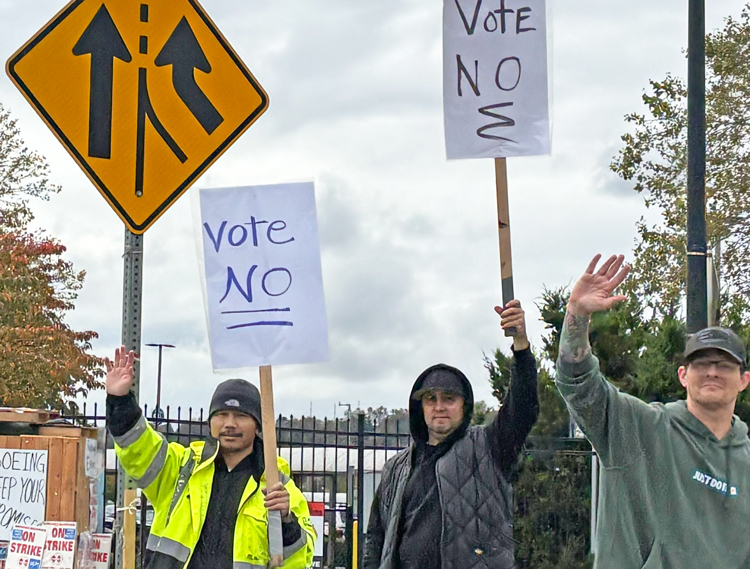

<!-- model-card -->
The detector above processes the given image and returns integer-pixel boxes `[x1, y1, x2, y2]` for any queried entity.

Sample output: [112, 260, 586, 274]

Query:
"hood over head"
[409, 363, 474, 443]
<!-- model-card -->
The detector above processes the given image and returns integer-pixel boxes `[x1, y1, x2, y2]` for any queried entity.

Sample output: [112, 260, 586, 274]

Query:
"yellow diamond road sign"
[6, 0, 269, 234]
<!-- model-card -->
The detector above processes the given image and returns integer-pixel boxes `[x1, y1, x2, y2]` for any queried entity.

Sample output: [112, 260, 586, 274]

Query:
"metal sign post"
[115, 229, 144, 569]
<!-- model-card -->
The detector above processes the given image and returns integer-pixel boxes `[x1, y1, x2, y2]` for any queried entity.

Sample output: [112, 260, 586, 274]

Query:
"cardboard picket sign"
[41, 522, 76, 569]
[0, 540, 9, 569]
[443, 0, 550, 159]
[0, 449, 48, 541]
[443, 0, 552, 321]
[6, 525, 45, 569]
[198, 182, 329, 370]
[198, 182, 329, 566]
[90, 534, 112, 569]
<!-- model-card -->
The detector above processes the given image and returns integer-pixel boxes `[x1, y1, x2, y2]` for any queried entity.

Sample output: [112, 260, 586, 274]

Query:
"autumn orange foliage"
[0, 103, 103, 411]
[0, 230, 104, 409]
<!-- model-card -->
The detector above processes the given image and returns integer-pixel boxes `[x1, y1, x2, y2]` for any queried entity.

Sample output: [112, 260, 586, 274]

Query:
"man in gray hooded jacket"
[556, 254, 750, 568]
[363, 300, 539, 569]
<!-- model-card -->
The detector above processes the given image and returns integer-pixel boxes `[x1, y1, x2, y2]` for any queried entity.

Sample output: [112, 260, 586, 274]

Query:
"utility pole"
[686, 0, 707, 333]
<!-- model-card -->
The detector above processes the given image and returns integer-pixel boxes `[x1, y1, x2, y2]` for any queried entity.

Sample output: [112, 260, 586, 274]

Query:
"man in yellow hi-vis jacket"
[106, 346, 315, 569]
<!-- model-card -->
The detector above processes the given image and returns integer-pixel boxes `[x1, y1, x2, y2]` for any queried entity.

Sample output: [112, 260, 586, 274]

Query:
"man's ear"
[678, 366, 689, 389]
[739, 370, 750, 393]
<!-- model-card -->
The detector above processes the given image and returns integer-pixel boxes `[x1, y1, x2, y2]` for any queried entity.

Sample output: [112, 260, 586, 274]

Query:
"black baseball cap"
[684, 327, 747, 367]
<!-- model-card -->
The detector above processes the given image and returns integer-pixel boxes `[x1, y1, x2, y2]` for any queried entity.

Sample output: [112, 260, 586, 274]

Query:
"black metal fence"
[68, 403, 594, 569]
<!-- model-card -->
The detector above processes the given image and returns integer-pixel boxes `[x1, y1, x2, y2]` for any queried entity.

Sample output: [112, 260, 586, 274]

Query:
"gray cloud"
[0, 0, 745, 417]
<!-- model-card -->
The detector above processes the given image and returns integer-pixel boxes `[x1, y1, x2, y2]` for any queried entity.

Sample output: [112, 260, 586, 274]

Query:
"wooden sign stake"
[494, 157, 516, 336]
[122, 488, 137, 569]
[259, 365, 285, 568]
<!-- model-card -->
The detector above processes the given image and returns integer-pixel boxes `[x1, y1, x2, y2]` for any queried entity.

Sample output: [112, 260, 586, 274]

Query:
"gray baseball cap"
[411, 368, 468, 400]
[684, 327, 747, 366]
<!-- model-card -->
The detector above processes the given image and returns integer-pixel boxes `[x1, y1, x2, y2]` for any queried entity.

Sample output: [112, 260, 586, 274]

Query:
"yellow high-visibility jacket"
[114, 415, 315, 569]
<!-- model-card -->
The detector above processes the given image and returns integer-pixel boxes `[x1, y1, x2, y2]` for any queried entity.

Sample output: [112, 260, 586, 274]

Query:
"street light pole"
[145, 343, 175, 416]
[686, 0, 707, 332]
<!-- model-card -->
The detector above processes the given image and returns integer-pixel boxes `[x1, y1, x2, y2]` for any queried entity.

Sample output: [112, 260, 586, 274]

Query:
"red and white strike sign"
[40, 522, 76, 569]
[6, 525, 45, 569]
[89, 535, 112, 569]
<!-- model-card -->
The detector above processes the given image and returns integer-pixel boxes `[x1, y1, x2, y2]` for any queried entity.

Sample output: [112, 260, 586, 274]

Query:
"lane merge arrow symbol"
[73, 4, 132, 159]
[155, 17, 224, 134]
[7, 0, 269, 233]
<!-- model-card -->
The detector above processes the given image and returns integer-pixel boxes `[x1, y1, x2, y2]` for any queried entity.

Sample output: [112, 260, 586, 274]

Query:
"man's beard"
[691, 388, 732, 411]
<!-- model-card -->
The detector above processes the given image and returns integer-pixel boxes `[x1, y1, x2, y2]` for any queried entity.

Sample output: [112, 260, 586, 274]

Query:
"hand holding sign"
[263, 482, 291, 517]
[495, 299, 529, 350]
[104, 346, 135, 396]
[443, 1, 551, 326]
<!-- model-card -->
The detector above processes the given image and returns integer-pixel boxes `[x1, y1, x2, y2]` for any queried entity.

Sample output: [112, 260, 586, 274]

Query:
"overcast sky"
[0, 0, 745, 419]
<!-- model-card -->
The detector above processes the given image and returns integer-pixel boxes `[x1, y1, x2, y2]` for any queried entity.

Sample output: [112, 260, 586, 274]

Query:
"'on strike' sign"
[443, 0, 550, 159]
[199, 182, 329, 369]
[6, 525, 46, 569]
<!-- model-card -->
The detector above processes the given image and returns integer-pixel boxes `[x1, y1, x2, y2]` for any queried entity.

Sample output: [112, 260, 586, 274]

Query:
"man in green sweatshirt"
[556, 254, 750, 569]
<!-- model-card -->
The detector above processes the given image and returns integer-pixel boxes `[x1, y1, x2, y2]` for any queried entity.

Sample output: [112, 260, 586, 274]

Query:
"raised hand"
[568, 254, 630, 317]
[494, 299, 529, 351]
[105, 346, 136, 396]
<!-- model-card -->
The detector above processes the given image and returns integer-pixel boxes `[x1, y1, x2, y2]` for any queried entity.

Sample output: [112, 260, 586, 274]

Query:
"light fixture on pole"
[145, 343, 175, 419]
[338, 402, 351, 419]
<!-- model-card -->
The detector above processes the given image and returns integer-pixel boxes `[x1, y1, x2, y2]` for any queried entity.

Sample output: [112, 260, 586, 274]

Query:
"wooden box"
[0, 433, 95, 533]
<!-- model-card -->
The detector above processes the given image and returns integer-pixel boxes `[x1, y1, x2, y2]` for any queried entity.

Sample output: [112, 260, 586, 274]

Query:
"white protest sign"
[6, 525, 45, 569]
[443, 0, 550, 159]
[41, 522, 76, 569]
[0, 450, 47, 541]
[90, 534, 112, 569]
[199, 182, 329, 369]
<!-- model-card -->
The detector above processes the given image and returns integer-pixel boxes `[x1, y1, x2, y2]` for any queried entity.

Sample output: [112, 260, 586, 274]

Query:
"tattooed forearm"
[559, 310, 591, 363]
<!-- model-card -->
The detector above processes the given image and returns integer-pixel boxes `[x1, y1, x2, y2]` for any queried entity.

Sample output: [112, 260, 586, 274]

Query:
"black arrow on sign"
[73, 4, 132, 159]
[155, 17, 224, 134]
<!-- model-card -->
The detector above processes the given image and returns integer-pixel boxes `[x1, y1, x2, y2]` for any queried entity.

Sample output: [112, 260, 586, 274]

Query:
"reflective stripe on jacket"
[114, 415, 315, 569]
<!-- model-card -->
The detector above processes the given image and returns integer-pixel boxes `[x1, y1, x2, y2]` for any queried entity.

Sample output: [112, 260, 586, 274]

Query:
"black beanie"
[209, 379, 262, 431]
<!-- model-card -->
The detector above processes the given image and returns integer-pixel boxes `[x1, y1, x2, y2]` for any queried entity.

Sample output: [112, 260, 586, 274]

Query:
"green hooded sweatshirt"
[556, 353, 750, 569]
